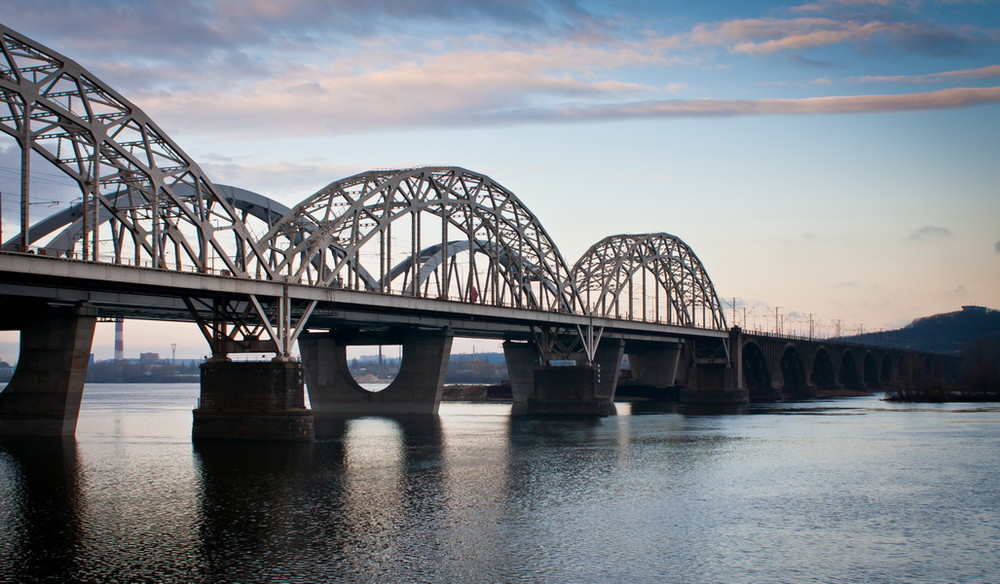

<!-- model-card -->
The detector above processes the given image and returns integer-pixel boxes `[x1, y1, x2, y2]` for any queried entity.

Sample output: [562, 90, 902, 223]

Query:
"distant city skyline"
[1, 1, 997, 360]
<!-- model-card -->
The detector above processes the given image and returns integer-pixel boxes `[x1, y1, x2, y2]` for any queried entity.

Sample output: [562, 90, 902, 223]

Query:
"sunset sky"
[1, 0, 998, 359]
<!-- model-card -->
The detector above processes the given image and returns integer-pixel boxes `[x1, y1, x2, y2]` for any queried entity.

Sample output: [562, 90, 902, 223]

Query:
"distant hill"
[840, 306, 1000, 355]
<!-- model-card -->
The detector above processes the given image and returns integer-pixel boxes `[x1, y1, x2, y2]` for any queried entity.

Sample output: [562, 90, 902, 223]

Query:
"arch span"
[571, 233, 726, 329]
[839, 350, 860, 389]
[810, 348, 837, 390]
[258, 167, 579, 311]
[780, 345, 809, 398]
[742, 341, 771, 400]
[0, 24, 272, 278]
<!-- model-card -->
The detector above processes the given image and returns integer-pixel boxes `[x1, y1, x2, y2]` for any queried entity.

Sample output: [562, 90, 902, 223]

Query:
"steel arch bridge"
[257, 166, 581, 313]
[0, 22, 728, 353]
[572, 233, 727, 330]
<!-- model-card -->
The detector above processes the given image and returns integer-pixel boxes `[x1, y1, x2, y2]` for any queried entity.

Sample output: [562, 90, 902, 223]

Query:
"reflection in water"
[2, 391, 1000, 583]
[193, 441, 318, 583]
[0, 438, 82, 583]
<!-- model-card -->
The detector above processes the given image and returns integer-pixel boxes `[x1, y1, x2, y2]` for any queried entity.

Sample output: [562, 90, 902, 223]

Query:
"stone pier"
[192, 359, 315, 441]
[0, 302, 96, 437]
[678, 332, 749, 405]
[505, 339, 624, 416]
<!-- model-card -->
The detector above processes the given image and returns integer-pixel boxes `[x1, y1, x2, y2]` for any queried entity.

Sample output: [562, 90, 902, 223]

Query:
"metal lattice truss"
[0, 24, 274, 278]
[572, 233, 727, 330]
[0, 24, 733, 359]
[256, 167, 580, 313]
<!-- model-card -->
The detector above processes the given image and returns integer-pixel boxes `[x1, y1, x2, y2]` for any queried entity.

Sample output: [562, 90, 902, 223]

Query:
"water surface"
[1, 384, 998, 583]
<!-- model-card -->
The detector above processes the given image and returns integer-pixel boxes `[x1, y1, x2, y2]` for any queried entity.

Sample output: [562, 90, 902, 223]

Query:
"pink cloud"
[855, 64, 1000, 84]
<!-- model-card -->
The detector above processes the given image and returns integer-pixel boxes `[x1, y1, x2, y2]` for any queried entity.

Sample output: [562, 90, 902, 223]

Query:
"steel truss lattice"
[572, 233, 727, 330]
[256, 166, 580, 312]
[0, 24, 274, 278]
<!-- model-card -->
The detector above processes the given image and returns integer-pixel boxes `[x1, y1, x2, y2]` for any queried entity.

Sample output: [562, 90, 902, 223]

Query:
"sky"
[1, 0, 998, 360]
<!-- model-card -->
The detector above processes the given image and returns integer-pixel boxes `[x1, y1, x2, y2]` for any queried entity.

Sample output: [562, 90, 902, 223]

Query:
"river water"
[1, 383, 998, 584]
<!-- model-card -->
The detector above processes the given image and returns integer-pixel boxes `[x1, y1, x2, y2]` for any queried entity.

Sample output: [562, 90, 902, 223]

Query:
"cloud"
[855, 65, 1000, 84]
[7, 2, 1000, 139]
[138, 77, 1000, 137]
[905, 225, 955, 242]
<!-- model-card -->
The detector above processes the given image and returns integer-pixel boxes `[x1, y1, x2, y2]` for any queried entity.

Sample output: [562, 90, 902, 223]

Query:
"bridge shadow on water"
[0, 437, 84, 583]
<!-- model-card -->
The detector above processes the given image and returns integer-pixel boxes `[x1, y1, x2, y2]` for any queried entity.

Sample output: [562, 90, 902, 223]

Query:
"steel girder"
[572, 233, 727, 330]
[256, 167, 581, 313]
[0, 24, 274, 278]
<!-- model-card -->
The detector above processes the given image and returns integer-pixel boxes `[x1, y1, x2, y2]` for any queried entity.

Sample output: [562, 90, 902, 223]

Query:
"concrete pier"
[300, 330, 453, 416]
[505, 339, 624, 416]
[678, 333, 749, 405]
[192, 360, 315, 441]
[0, 303, 96, 437]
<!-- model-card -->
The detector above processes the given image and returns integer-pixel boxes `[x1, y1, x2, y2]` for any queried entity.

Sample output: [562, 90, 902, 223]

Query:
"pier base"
[0, 303, 96, 437]
[193, 360, 314, 441]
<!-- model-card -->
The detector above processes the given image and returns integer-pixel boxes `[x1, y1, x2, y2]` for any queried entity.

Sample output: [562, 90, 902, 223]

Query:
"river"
[1, 383, 998, 583]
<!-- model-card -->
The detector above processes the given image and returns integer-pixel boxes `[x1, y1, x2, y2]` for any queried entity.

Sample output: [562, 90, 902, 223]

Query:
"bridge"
[0, 24, 951, 440]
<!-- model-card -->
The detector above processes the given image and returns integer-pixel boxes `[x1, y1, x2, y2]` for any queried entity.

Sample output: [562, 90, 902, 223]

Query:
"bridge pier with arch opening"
[299, 328, 454, 418]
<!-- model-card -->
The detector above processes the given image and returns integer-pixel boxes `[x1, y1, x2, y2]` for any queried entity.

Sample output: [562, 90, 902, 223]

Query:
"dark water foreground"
[1, 384, 999, 584]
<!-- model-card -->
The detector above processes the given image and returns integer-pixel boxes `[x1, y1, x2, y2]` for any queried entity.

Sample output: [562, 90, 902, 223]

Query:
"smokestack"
[114, 319, 124, 361]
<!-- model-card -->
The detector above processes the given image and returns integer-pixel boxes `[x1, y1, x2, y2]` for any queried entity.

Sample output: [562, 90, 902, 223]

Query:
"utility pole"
[774, 306, 782, 335]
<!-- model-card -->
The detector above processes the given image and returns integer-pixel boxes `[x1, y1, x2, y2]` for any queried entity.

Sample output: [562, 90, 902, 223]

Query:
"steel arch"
[572, 232, 727, 329]
[258, 166, 579, 312]
[0, 24, 273, 278]
[12, 184, 291, 261]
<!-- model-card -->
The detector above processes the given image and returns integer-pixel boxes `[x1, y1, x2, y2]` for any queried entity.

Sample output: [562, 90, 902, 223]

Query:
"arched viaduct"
[734, 331, 956, 401]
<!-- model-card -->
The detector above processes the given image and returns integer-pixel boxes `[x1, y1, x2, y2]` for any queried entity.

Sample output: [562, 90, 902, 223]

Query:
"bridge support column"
[0, 303, 96, 437]
[503, 340, 538, 413]
[300, 330, 453, 416]
[679, 333, 748, 406]
[192, 360, 314, 441]
[620, 343, 683, 400]
[507, 339, 624, 416]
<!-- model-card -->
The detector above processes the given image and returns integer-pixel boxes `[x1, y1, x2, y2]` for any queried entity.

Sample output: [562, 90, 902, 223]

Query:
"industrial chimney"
[114, 318, 124, 361]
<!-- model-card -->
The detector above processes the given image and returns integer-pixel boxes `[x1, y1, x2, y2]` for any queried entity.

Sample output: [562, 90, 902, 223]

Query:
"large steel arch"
[0, 24, 273, 278]
[572, 233, 727, 329]
[259, 166, 580, 312]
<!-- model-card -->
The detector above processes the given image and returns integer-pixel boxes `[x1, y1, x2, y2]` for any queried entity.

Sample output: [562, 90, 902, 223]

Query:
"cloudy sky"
[2, 0, 998, 358]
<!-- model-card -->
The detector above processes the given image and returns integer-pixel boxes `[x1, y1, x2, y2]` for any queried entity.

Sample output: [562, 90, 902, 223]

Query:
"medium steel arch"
[0, 24, 273, 278]
[572, 232, 727, 329]
[259, 166, 580, 312]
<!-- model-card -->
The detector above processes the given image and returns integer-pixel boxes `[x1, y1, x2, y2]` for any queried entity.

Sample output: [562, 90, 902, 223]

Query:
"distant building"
[139, 352, 160, 363]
